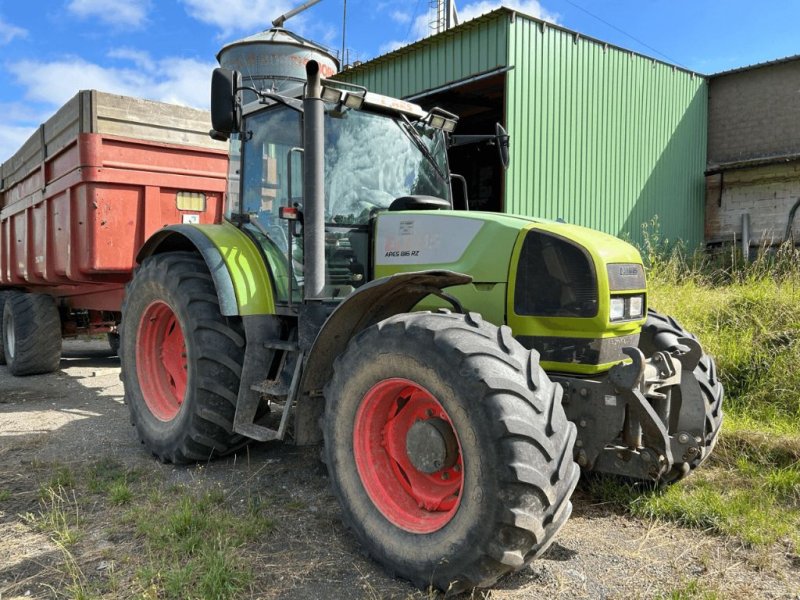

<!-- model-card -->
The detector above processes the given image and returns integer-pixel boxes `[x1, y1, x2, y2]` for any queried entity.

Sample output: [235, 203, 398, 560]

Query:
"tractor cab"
[213, 68, 458, 304]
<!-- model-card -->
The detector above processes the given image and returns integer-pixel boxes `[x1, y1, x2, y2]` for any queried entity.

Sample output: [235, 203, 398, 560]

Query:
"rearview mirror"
[210, 68, 241, 136]
[496, 123, 510, 170]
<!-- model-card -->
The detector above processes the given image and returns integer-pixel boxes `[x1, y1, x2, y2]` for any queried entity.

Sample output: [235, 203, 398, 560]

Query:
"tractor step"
[251, 380, 290, 396]
[263, 339, 300, 352]
[234, 423, 281, 442]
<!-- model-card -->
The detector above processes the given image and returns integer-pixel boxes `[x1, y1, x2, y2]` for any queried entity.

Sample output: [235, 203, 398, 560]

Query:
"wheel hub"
[405, 418, 458, 474]
[353, 378, 464, 533]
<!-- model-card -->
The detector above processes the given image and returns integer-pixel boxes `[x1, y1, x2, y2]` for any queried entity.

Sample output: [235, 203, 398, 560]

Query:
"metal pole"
[303, 61, 326, 300]
[341, 0, 347, 68]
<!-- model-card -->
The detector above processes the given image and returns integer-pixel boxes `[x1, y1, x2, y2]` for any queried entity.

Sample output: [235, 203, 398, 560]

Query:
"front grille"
[514, 230, 598, 318]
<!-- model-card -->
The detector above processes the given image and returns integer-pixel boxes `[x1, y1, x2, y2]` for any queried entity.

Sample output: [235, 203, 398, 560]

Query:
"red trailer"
[0, 90, 228, 374]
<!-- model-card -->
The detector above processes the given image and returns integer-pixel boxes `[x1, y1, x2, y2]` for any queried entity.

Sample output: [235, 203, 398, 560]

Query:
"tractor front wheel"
[639, 309, 723, 483]
[324, 311, 579, 592]
[120, 252, 246, 463]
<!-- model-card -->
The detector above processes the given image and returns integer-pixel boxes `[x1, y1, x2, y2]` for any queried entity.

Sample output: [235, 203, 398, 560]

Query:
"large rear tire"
[324, 311, 579, 592]
[639, 309, 723, 482]
[2, 292, 62, 376]
[0, 291, 9, 366]
[120, 252, 246, 463]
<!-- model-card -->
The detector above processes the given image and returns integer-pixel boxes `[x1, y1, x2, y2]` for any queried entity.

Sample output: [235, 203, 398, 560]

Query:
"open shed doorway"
[407, 70, 508, 213]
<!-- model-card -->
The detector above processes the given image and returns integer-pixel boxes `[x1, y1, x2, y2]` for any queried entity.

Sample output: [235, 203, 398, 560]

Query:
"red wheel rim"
[353, 378, 463, 533]
[136, 301, 188, 421]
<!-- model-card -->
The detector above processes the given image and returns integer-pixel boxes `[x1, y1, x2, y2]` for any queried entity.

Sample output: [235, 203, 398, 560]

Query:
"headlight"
[610, 297, 626, 321]
[629, 295, 644, 318]
[610, 294, 645, 321]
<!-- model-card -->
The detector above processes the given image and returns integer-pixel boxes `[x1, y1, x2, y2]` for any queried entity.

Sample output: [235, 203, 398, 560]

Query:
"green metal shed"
[336, 8, 707, 249]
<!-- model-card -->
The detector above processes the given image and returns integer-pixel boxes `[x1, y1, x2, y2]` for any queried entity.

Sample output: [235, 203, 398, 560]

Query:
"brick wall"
[708, 59, 800, 165]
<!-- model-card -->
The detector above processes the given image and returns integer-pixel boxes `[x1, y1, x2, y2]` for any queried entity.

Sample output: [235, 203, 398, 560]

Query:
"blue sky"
[0, 0, 798, 162]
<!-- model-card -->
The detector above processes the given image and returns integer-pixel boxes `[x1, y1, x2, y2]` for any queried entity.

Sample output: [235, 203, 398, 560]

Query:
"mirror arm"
[451, 174, 469, 211]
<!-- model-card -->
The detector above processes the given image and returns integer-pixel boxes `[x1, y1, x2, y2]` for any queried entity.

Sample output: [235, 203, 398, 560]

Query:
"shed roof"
[341, 7, 704, 79]
[710, 53, 800, 78]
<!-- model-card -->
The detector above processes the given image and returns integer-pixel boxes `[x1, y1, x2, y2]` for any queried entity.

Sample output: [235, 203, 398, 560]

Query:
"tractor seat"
[388, 195, 451, 211]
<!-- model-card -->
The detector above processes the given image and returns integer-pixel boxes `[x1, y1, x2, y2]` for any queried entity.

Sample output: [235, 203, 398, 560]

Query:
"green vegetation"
[17, 460, 275, 600]
[605, 223, 800, 554]
[131, 486, 273, 599]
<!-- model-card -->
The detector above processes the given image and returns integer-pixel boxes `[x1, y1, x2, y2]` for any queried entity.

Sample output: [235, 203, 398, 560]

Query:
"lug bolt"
[426, 409, 434, 418]
[441, 472, 449, 480]
[575, 440, 583, 448]
[453, 464, 461, 472]
[579, 419, 587, 428]
[579, 388, 588, 398]
[678, 433, 690, 444]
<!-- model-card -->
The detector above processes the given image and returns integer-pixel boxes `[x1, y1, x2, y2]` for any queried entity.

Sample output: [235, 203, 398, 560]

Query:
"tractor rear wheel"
[639, 309, 723, 483]
[0, 291, 9, 366]
[120, 252, 246, 463]
[323, 311, 579, 592]
[2, 292, 62, 376]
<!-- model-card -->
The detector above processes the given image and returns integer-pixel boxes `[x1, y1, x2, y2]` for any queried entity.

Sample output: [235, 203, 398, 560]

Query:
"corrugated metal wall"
[507, 16, 707, 249]
[336, 15, 508, 101]
[337, 9, 708, 249]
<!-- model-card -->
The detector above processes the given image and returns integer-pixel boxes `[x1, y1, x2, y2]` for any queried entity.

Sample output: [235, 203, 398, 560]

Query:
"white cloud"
[67, 0, 152, 27]
[7, 55, 215, 110]
[378, 40, 406, 55]
[375, 1, 558, 58]
[0, 124, 37, 163]
[0, 52, 214, 162]
[107, 48, 157, 72]
[181, 0, 298, 36]
[457, 1, 559, 25]
[0, 17, 27, 44]
[390, 10, 411, 24]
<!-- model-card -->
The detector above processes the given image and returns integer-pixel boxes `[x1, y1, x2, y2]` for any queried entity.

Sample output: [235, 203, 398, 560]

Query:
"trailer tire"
[2, 292, 62, 376]
[108, 332, 120, 356]
[120, 252, 246, 464]
[639, 309, 723, 483]
[323, 311, 579, 592]
[0, 291, 9, 366]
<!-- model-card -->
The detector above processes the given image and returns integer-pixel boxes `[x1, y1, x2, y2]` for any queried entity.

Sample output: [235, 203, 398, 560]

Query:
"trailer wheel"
[324, 311, 579, 592]
[120, 252, 246, 463]
[108, 332, 120, 356]
[2, 292, 62, 376]
[639, 309, 723, 483]
[0, 291, 9, 366]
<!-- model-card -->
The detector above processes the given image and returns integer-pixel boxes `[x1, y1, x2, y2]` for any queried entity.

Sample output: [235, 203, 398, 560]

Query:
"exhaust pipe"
[303, 60, 325, 301]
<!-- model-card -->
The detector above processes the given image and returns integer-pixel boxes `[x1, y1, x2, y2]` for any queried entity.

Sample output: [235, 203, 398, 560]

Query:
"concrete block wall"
[705, 162, 800, 245]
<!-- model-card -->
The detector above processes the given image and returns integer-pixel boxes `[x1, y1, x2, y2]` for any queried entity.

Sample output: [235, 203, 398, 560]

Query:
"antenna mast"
[429, 0, 458, 35]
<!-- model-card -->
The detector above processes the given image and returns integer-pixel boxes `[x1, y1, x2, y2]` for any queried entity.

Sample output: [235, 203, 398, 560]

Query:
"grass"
[14, 460, 276, 600]
[127, 484, 274, 598]
[604, 224, 800, 555]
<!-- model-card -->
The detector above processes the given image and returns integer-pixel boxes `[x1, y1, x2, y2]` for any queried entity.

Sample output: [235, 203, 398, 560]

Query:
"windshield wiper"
[397, 115, 447, 182]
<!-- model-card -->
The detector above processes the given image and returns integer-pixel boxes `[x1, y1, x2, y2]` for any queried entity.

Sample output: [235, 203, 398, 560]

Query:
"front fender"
[137, 222, 275, 316]
[294, 270, 472, 445]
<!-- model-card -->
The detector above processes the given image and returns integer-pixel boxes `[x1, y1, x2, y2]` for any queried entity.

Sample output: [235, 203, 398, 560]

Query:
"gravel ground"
[1, 339, 798, 599]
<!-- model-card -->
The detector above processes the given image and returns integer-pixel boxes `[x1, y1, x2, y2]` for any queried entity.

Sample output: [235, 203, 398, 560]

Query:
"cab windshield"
[323, 108, 450, 224]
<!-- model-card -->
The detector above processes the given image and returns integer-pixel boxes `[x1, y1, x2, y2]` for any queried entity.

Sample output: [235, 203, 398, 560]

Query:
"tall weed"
[640, 218, 800, 430]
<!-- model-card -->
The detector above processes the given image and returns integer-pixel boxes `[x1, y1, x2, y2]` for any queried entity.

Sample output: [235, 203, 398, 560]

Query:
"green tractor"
[120, 61, 722, 592]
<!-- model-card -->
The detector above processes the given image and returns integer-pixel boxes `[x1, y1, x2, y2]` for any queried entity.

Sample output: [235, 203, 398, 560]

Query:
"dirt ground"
[1, 340, 799, 599]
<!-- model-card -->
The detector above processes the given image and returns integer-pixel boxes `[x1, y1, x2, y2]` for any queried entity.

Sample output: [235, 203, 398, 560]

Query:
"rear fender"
[294, 270, 472, 445]
[137, 223, 275, 316]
